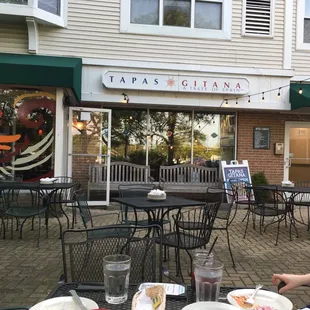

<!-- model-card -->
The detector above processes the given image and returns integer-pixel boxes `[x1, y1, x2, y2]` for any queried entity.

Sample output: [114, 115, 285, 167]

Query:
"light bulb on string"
[225, 99, 228, 105]
[248, 96, 251, 104]
[262, 92, 265, 102]
[277, 88, 281, 98]
[299, 87, 303, 94]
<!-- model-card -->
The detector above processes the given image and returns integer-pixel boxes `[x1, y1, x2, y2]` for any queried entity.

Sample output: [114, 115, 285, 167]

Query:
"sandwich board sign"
[221, 160, 252, 202]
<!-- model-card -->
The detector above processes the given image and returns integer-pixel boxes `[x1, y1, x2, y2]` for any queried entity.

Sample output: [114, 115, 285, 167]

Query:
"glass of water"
[103, 254, 131, 304]
[194, 259, 223, 302]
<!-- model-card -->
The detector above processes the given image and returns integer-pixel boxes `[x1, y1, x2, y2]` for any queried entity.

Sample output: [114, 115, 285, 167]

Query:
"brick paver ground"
[0, 205, 310, 309]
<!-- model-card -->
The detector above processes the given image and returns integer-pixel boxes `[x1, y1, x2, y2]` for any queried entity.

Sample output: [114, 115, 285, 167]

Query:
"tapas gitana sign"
[102, 71, 249, 95]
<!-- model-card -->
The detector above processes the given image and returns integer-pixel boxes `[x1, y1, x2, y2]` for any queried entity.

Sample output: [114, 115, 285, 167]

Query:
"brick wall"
[237, 112, 310, 184]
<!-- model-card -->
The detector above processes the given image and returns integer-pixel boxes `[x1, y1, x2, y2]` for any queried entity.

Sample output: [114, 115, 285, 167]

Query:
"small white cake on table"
[147, 189, 166, 201]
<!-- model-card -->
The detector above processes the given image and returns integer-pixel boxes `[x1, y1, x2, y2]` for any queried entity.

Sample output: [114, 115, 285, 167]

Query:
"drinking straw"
[204, 236, 218, 265]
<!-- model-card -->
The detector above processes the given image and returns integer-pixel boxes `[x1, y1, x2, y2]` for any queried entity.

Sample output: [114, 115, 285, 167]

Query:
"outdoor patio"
[1, 206, 310, 309]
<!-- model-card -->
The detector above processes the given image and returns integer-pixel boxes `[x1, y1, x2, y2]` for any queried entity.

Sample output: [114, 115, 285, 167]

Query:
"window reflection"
[38, 0, 60, 15]
[131, 0, 159, 25]
[111, 109, 147, 163]
[195, 1, 222, 30]
[98, 108, 236, 182]
[164, 0, 191, 27]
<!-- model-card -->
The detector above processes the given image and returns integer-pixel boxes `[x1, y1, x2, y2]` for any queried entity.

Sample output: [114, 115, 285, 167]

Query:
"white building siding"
[38, 0, 285, 69]
[292, 0, 310, 75]
[0, 23, 28, 53]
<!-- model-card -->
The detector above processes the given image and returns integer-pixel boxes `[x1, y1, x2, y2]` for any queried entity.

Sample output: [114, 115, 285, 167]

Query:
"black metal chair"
[206, 187, 236, 267]
[50, 176, 81, 229]
[158, 201, 221, 281]
[3, 184, 48, 246]
[61, 224, 163, 284]
[229, 179, 255, 220]
[74, 192, 122, 239]
[243, 187, 293, 245]
[292, 180, 310, 230]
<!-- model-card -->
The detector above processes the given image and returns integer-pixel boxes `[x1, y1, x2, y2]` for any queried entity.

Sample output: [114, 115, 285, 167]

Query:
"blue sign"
[222, 163, 251, 202]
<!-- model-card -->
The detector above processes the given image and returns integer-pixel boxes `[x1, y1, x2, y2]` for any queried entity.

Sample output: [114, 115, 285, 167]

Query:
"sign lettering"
[102, 71, 249, 95]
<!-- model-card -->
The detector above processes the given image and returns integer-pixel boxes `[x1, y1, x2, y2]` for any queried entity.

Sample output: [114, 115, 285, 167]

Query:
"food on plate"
[132, 285, 166, 310]
[232, 295, 276, 310]
[232, 295, 254, 308]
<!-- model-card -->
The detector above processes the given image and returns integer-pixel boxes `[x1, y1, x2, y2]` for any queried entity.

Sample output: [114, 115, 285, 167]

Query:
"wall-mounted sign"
[253, 127, 270, 149]
[102, 71, 249, 95]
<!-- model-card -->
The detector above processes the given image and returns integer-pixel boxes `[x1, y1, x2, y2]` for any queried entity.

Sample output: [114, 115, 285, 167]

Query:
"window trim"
[241, 0, 275, 38]
[0, 0, 67, 27]
[296, 0, 310, 50]
[120, 0, 232, 40]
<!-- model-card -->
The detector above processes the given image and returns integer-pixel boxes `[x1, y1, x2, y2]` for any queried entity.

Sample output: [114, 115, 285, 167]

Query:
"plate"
[182, 302, 239, 310]
[30, 296, 98, 310]
[227, 289, 293, 310]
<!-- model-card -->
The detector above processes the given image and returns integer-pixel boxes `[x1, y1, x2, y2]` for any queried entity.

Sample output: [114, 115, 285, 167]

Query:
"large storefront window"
[0, 89, 55, 181]
[110, 108, 235, 181]
[111, 108, 148, 163]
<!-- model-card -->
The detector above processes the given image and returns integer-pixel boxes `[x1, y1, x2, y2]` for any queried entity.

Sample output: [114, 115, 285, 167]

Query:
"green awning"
[0, 53, 82, 101]
[290, 82, 310, 110]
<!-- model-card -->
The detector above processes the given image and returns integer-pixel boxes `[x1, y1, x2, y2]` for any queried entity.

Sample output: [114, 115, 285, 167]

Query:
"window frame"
[297, 0, 310, 50]
[0, 0, 67, 27]
[241, 0, 275, 38]
[120, 0, 232, 40]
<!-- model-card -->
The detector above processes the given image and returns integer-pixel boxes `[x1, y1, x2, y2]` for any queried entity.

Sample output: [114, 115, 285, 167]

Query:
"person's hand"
[272, 274, 307, 293]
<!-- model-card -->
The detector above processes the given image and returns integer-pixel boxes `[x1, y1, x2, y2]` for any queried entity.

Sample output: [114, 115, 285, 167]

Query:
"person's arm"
[272, 273, 310, 293]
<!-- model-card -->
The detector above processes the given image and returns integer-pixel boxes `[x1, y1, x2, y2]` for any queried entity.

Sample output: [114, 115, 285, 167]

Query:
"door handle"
[285, 158, 291, 168]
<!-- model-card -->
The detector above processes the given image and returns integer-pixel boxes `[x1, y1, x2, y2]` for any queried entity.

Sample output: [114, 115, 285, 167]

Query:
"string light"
[299, 82, 303, 94]
[220, 76, 310, 107]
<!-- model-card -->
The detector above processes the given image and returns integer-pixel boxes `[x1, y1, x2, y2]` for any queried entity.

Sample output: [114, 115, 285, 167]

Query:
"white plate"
[40, 181, 55, 184]
[30, 296, 98, 310]
[182, 301, 239, 310]
[227, 289, 293, 310]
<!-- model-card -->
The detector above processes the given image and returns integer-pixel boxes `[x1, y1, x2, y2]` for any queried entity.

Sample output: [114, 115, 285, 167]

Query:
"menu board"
[253, 127, 270, 149]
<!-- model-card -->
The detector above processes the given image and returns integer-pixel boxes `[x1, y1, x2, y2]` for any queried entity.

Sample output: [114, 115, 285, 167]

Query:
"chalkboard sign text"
[253, 127, 270, 149]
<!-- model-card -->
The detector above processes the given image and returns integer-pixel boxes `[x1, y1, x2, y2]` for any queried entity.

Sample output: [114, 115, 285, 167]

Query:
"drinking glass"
[194, 259, 223, 302]
[103, 254, 131, 304]
[191, 248, 215, 289]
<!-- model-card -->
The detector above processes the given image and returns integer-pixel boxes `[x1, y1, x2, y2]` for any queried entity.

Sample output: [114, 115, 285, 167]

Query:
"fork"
[245, 284, 263, 306]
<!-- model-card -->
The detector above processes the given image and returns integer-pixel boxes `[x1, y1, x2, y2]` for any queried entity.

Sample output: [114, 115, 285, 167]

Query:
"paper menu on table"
[138, 283, 185, 295]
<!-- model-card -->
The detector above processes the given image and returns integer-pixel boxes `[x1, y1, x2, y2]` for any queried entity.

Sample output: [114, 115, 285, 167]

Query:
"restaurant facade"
[1, 0, 310, 204]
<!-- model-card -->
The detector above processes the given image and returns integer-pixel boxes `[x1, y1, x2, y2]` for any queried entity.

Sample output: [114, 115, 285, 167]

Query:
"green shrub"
[251, 171, 268, 186]
[251, 172, 270, 202]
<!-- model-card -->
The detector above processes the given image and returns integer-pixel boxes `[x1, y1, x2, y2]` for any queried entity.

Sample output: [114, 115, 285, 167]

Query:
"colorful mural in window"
[0, 89, 55, 181]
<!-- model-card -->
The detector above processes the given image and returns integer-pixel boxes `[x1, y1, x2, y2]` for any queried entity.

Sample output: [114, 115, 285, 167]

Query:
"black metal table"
[246, 184, 310, 237]
[46, 283, 241, 309]
[112, 196, 205, 227]
[0, 181, 75, 236]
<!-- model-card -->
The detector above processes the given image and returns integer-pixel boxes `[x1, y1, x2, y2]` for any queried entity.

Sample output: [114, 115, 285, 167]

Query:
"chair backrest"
[228, 179, 253, 202]
[118, 184, 155, 197]
[53, 176, 81, 202]
[74, 192, 93, 228]
[205, 187, 225, 203]
[173, 201, 221, 249]
[2, 184, 42, 211]
[118, 184, 155, 222]
[61, 224, 163, 284]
